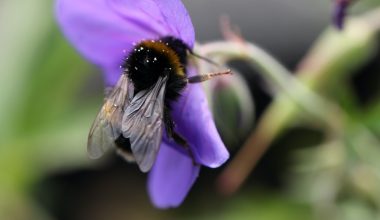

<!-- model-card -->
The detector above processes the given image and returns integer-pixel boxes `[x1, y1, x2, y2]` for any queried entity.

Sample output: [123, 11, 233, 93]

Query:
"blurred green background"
[1, 0, 380, 220]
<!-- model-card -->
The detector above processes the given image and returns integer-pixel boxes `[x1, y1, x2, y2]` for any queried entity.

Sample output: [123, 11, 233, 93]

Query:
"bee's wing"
[122, 76, 168, 172]
[87, 74, 130, 159]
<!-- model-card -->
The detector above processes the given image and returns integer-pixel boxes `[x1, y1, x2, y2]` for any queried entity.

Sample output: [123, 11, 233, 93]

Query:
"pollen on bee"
[134, 39, 184, 76]
[104, 102, 113, 115]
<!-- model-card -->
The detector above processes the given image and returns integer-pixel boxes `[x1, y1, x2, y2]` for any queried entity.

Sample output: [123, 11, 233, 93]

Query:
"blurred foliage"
[1, 0, 380, 220]
[0, 0, 97, 219]
[207, 68, 255, 149]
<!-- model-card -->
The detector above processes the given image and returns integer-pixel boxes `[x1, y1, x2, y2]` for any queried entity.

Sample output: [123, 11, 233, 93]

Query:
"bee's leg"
[163, 106, 185, 145]
[163, 106, 175, 138]
[163, 106, 199, 166]
[172, 131, 199, 166]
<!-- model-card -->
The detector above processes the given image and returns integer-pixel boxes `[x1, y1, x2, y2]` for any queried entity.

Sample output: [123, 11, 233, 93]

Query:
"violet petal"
[148, 142, 200, 208]
[55, 0, 195, 85]
[333, 0, 349, 30]
[103, 65, 123, 87]
[168, 68, 229, 168]
[152, 0, 195, 48]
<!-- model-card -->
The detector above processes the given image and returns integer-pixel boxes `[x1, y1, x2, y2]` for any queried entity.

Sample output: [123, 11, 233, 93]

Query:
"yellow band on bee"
[141, 41, 185, 77]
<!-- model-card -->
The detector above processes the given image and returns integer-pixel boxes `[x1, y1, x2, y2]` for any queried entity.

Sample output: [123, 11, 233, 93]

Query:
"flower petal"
[148, 142, 200, 208]
[332, 0, 349, 29]
[55, 0, 195, 80]
[168, 69, 229, 168]
[152, 0, 195, 48]
[103, 65, 123, 86]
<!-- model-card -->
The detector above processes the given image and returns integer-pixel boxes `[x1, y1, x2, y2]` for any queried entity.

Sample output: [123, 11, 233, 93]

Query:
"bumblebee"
[87, 36, 230, 172]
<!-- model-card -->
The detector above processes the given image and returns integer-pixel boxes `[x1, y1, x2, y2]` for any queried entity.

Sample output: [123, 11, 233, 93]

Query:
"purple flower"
[333, 0, 351, 30]
[55, 0, 229, 208]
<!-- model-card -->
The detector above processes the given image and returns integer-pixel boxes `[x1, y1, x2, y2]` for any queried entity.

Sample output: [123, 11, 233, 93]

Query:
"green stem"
[207, 8, 380, 194]
[199, 41, 344, 131]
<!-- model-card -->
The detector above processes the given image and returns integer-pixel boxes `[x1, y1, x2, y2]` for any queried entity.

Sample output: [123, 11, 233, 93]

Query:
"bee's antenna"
[188, 50, 220, 67]
[187, 70, 232, 84]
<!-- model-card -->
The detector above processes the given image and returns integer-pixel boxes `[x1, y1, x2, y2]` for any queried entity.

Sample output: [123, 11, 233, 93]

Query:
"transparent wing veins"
[122, 76, 168, 172]
[87, 74, 130, 159]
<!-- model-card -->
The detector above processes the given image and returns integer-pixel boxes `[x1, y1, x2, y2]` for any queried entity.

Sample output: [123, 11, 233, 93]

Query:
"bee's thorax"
[122, 36, 189, 101]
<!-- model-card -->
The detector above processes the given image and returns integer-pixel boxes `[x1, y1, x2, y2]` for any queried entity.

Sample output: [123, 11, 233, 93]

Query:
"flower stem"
[198, 8, 380, 195]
